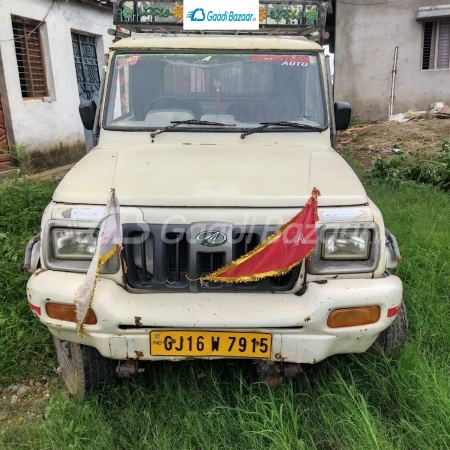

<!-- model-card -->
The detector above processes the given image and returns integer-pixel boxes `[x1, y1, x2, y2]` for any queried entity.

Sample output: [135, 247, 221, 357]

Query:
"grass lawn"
[0, 178, 449, 450]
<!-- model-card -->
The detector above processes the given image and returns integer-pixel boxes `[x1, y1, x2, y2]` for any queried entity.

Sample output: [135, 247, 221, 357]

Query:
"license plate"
[150, 331, 272, 358]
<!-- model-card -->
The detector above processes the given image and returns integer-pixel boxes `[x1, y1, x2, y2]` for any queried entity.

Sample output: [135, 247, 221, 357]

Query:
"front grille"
[198, 252, 226, 273]
[123, 223, 301, 292]
[166, 232, 188, 282]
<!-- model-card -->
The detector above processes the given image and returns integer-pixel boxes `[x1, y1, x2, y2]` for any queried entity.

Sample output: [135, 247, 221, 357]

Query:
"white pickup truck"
[25, 1, 406, 397]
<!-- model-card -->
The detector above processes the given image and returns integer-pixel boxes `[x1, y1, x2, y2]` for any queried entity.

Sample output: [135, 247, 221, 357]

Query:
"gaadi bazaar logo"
[186, 8, 256, 23]
[183, 0, 259, 30]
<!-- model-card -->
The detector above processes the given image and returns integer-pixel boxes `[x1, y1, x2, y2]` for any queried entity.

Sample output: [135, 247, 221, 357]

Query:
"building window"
[422, 20, 450, 70]
[12, 16, 48, 98]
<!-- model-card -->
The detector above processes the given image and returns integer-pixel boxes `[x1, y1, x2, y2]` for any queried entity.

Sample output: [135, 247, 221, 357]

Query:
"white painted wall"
[0, 0, 114, 152]
[334, 0, 450, 121]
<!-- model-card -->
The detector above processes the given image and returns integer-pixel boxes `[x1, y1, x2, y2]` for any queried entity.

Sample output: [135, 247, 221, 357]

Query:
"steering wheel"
[145, 96, 200, 118]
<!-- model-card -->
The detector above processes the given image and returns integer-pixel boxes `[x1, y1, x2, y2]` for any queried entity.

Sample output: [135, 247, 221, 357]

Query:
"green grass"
[0, 179, 57, 384]
[1, 179, 450, 449]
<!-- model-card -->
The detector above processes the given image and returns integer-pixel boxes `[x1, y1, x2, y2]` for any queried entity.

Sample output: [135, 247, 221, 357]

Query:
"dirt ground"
[0, 378, 60, 428]
[335, 118, 450, 169]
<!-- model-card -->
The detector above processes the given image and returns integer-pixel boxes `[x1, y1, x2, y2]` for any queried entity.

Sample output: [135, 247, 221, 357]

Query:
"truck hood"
[53, 143, 367, 207]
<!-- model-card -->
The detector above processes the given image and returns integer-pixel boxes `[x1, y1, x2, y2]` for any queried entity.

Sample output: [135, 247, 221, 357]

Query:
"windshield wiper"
[151, 120, 234, 138]
[240, 122, 325, 139]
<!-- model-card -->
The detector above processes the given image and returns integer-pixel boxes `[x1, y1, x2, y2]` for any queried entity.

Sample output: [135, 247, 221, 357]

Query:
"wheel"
[374, 300, 408, 355]
[53, 336, 116, 398]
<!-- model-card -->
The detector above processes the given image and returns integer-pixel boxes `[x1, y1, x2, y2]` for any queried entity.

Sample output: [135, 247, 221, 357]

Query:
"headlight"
[43, 220, 120, 273]
[52, 228, 97, 260]
[322, 229, 371, 260]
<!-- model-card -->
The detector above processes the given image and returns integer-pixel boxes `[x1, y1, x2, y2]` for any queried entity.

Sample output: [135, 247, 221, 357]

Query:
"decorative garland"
[122, 3, 182, 20]
[267, 7, 319, 23]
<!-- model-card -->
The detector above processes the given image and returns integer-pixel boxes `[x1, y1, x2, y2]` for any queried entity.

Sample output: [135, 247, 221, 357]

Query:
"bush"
[371, 141, 450, 191]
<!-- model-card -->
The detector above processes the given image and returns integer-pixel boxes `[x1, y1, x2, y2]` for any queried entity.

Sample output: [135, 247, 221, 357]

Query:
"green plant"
[442, 140, 450, 153]
[1, 144, 32, 175]
[371, 149, 450, 191]
[348, 118, 368, 128]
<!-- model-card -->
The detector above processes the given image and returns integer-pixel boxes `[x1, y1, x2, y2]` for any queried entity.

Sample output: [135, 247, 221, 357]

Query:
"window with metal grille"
[422, 20, 450, 70]
[12, 17, 48, 98]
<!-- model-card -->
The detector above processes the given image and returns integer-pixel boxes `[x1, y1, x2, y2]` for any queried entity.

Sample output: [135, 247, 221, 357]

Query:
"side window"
[12, 16, 49, 98]
[422, 20, 450, 70]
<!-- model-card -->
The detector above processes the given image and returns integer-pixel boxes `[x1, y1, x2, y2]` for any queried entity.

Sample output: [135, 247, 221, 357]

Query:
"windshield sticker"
[252, 55, 310, 64]
[281, 61, 309, 67]
[116, 54, 142, 70]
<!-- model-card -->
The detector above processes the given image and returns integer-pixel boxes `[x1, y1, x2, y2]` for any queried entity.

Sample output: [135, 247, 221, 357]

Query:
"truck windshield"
[104, 52, 327, 132]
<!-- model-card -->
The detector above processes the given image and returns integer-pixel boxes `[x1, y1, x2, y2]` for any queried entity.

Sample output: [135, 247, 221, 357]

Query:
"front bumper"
[27, 271, 402, 364]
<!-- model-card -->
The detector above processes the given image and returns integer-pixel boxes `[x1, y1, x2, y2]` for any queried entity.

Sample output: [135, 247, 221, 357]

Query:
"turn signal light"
[327, 306, 380, 329]
[45, 303, 97, 325]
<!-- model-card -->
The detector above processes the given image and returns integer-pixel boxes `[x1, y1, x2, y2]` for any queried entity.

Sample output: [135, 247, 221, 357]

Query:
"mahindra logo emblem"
[196, 231, 227, 247]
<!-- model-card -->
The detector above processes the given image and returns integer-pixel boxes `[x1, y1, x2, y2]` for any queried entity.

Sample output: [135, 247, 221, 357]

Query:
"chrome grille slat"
[122, 223, 300, 292]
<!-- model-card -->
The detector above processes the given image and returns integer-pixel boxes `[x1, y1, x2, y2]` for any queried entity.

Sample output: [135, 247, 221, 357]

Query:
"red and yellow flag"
[202, 188, 320, 283]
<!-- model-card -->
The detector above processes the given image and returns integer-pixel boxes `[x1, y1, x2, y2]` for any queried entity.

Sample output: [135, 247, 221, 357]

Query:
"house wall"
[0, 0, 113, 153]
[334, 0, 450, 121]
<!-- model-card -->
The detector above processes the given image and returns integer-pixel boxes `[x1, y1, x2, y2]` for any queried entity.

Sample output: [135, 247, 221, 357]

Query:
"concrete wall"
[335, 0, 450, 121]
[0, 0, 113, 153]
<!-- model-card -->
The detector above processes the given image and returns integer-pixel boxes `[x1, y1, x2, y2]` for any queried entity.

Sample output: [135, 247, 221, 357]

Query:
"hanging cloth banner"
[202, 188, 320, 283]
[74, 189, 122, 335]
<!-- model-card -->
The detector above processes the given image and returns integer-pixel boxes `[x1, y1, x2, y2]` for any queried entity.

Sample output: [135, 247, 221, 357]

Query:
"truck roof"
[111, 35, 324, 52]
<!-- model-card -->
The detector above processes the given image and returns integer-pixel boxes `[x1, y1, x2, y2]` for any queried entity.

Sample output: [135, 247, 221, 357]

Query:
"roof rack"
[112, 1, 328, 41]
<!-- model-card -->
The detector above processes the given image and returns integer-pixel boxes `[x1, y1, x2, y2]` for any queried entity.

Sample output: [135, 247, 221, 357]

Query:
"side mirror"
[334, 102, 352, 131]
[79, 100, 97, 131]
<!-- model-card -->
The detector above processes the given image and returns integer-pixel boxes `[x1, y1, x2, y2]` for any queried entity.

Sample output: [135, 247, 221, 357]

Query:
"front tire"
[374, 300, 408, 355]
[53, 336, 116, 397]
